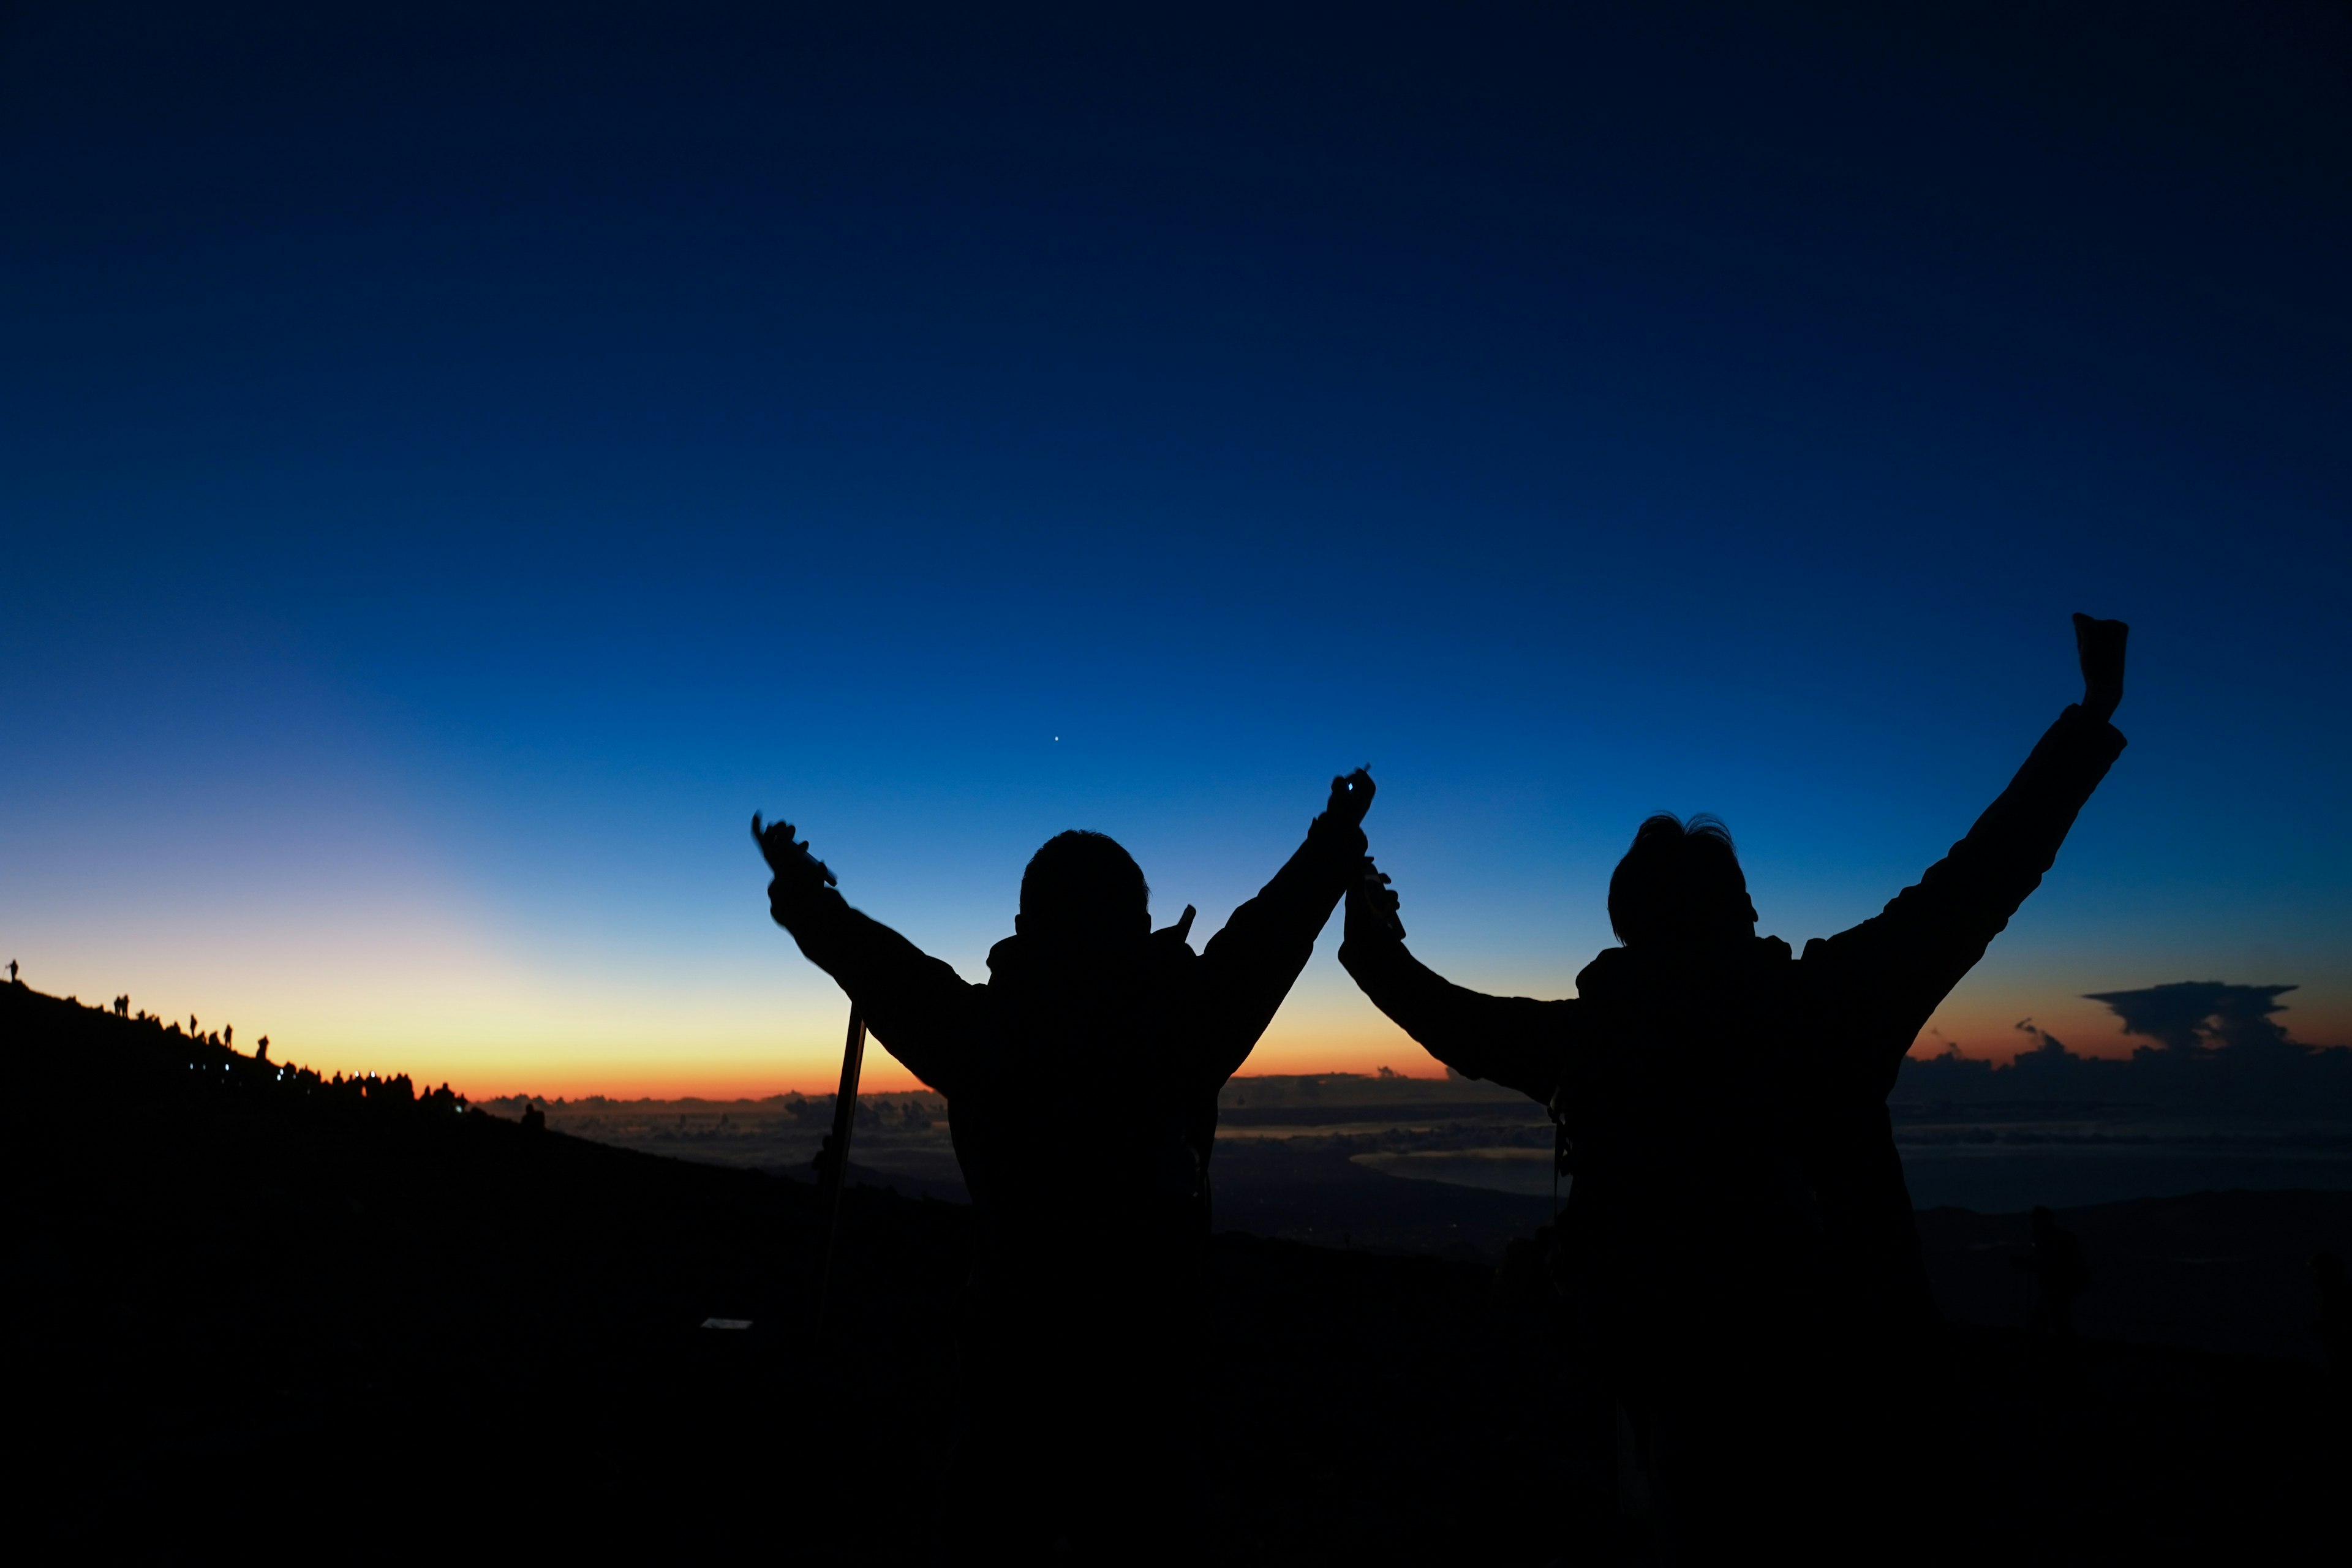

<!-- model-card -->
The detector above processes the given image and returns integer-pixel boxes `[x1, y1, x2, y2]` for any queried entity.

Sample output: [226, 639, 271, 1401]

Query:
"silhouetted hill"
[1, 984, 1564, 1561]
[5, 983, 957, 1557]
[5, 982, 2346, 1562]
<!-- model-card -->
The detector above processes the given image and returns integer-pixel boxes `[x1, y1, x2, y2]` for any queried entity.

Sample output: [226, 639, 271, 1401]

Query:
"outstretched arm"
[755, 815, 979, 1095]
[1193, 771, 1378, 1084]
[1337, 861, 1580, 1106]
[1805, 615, 2130, 1085]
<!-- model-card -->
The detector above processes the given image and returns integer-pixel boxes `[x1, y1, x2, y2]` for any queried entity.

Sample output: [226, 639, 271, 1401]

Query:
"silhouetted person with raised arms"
[756, 770, 1376, 1561]
[1340, 614, 2128, 1558]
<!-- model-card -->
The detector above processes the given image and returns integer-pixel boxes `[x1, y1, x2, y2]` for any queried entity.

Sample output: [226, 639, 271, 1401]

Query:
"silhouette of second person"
[1340, 614, 2129, 1558]
[756, 770, 1376, 1560]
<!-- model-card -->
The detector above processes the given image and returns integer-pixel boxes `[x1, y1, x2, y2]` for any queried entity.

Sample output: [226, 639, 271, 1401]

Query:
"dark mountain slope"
[4, 983, 2343, 1562]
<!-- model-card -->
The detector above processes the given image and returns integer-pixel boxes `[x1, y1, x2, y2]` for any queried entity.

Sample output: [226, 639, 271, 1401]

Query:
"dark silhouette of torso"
[1348, 705, 2125, 1341]
[942, 929, 1224, 1307]
[1551, 938, 1820, 1369]
[768, 810, 1363, 1557]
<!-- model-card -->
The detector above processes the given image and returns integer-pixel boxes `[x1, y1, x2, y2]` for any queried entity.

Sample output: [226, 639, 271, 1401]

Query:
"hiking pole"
[750, 812, 864, 1333]
[1547, 1080, 1572, 1223]
[812, 1004, 867, 1332]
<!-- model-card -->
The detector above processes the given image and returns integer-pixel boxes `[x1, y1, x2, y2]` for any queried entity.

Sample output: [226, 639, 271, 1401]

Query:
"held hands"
[2072, 613, 2128, 725]
[751, 813, 837, 917]
[1346, 856, 1406, 946]
[1325, 767, 1377, 830]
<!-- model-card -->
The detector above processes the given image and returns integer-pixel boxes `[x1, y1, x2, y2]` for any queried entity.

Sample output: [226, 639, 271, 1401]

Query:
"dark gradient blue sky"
[5, 2, 2347, 1093]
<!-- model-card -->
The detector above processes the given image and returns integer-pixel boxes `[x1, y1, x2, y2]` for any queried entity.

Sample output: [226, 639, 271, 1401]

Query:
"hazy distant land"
[492, 1028, 2352, 1291]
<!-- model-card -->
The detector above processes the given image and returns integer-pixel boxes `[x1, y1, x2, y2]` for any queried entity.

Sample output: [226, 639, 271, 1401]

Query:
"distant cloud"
[2082, 981, 2298, 1054]
[2013, 1017, 2070, 1055]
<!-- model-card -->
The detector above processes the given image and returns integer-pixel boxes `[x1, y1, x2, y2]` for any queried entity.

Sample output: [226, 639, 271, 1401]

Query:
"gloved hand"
[752, 812, 837, 921]
[1324, 767, 1377, 829]
[1346, 856, 1406, 944]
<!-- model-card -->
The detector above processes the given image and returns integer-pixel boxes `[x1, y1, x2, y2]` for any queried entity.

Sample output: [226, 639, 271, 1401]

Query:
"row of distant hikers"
[753, 616, 2139, 1561]
[12, 974, 472, 1115]
[9, 976, 274, 1061]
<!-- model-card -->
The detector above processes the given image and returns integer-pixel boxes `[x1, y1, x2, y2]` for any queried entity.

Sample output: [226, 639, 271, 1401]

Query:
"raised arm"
[1804, 614, 2130, 1081]
[1190, 770, 1377, 1084]
[755, 814, 981, 1095]
[1336, 861, 1581, 1106]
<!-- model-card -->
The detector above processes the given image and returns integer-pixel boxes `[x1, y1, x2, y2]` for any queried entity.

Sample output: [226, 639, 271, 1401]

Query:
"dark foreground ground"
[7, 986, 2347, 1563]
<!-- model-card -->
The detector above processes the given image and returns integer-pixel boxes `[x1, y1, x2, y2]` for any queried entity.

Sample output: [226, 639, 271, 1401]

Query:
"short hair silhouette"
[1019, 830, 1150, 939]
[1607, 813, 1754, 946]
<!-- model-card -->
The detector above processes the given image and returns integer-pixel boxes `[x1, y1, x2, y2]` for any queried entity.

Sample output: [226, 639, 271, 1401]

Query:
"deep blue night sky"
[4, 2, 2347, 1094]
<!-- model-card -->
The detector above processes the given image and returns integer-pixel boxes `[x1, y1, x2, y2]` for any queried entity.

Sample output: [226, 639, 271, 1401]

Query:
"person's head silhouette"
[1017, 830, 1150, 951]
[1607, 813, 1758, 949]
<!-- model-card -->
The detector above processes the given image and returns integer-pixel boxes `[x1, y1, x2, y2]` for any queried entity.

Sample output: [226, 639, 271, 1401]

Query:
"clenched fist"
[1325, 767, 1377, 830]
[2072, 613, 2128, 725]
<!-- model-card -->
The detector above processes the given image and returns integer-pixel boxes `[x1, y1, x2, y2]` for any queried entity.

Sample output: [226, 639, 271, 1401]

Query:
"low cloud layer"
[2082, 981, 2299, 1054]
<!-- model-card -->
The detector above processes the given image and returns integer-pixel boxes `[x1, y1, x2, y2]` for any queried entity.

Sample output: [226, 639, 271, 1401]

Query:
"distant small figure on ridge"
[2016, 1206, 2089, 1341]
[256, 1035, 270, 1063]
[521, 1101, 546, 1134]
[7, 960, 17, 984]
